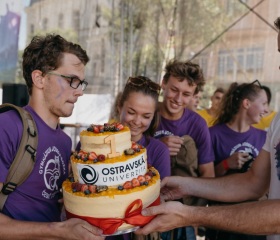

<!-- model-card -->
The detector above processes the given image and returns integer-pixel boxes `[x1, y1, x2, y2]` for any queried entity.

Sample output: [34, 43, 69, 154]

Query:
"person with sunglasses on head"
[135, 16, 280, 240]
[105, 76, 170, 240]
[117, 76, 170, 180]
[211, 81, 267, 177]
[0, 34, 104, 240]
[205, 81, 268, 240]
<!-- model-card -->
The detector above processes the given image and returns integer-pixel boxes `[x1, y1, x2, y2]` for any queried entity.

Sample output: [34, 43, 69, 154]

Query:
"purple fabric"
[209, 124, 266, 165]
[154, 109, 214, 165]
[138, 135, 170, 179]
[104, 136, 170, 240]
[106, 233, 130, 240]
[0, 105, 71, 222]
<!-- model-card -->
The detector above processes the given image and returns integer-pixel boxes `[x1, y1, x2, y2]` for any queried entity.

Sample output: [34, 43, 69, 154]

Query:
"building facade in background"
[0, 1, 22, 83]
[23, 0, 280, 109]
[26, 0, 116, 95]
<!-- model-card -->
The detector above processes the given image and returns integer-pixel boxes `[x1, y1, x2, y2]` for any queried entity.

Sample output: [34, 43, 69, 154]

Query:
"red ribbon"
[66, 196, 160, 235]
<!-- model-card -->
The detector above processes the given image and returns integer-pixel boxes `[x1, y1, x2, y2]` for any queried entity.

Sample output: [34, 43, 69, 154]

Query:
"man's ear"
[31, 70, 44, 89]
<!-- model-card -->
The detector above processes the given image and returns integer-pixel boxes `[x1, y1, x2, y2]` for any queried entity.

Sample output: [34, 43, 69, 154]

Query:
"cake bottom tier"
[63, 178, 160, 235]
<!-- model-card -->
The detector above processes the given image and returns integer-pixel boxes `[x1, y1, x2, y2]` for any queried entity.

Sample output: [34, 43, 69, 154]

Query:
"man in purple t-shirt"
[154, 60, 215, 178]
[0, 35, 103, 239]
[153, 60, 214, 240]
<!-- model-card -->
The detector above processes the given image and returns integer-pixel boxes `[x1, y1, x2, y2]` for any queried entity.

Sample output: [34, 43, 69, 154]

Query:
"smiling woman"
[112, 76, 170, 240]
[206, 80, 268, 240]
[118, 76, 161, 141]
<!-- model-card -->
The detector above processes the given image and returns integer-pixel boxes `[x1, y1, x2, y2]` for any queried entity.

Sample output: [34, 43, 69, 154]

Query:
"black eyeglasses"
[48, 72, 88, 91]
[126, 76, 161, 94]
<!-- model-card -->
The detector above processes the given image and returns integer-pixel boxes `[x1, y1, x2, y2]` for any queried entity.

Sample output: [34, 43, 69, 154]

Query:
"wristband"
[222, 159, 229, 171]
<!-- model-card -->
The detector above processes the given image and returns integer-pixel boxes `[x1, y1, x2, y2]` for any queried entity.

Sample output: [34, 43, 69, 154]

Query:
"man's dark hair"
[214, 87, 225, 95]
[22, 34, 89, 95]
[162, 60, 205, 90]
[194, 85, 203, 95]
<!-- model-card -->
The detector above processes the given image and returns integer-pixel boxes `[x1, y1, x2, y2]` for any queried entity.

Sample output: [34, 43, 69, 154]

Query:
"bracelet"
[222, 159, 229, 171]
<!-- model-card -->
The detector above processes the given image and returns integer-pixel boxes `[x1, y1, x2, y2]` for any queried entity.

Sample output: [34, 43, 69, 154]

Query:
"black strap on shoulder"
[0, 103, 38, 211]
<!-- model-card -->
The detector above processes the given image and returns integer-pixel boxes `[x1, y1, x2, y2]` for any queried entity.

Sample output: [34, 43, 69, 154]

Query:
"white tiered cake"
[62, 123, 160, 235]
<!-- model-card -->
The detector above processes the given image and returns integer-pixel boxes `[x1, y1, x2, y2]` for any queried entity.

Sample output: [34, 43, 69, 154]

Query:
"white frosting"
[80, 130, 131, 157]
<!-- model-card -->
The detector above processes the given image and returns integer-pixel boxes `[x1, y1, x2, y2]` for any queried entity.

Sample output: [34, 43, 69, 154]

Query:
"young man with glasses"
[135, 16, 280, 240]
[0, 34, 103, 239]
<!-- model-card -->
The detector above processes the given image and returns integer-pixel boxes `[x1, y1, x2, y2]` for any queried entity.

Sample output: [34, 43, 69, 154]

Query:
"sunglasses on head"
[250, 79, 262, 88]
[126, 76, 161, 94]
[233, 79, 263, 101]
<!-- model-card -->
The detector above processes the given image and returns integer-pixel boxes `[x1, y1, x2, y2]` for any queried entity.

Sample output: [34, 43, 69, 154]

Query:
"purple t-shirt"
[138, 135, 170, 179]
[209, 124, 266, 170]
[106, 136, 170, 240]
[154, 109, 214, 165]
[0, 105, 71, 222]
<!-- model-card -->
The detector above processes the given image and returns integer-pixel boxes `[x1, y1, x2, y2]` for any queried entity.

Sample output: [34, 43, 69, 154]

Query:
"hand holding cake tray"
[62, 122, 161, 235]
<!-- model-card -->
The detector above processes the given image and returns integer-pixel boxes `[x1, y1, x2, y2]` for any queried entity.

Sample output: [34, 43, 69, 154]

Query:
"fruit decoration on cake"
[62, 122, 160, 235]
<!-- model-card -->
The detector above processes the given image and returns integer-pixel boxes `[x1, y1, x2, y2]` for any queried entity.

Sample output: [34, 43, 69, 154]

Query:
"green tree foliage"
[104, 0, 247, 83]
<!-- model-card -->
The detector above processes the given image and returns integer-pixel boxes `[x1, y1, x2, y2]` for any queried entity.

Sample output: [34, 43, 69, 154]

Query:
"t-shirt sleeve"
[194, 118, 215, 165]
[263, 112, 280, 152]
[147, 138, 170, 179]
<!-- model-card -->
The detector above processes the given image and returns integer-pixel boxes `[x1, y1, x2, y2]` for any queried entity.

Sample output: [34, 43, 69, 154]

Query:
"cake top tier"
[82, 122, 129, 135]
[79, 122, 132, 159]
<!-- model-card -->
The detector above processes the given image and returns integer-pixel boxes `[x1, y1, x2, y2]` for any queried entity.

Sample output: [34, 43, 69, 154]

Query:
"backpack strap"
[0, 103, 38, 211]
